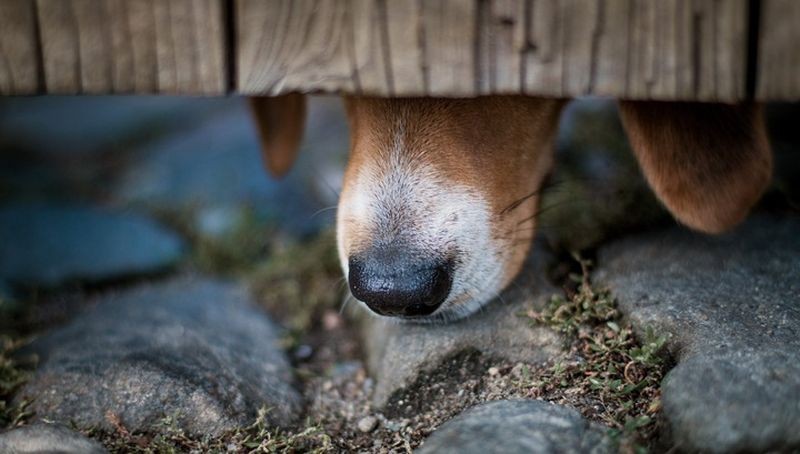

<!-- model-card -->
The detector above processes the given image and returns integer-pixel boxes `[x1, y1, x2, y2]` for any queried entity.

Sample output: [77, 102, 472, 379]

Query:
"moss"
[247, 229, 343, 345]
[191, 207, 278, 275]
[523, 254, 669, 452]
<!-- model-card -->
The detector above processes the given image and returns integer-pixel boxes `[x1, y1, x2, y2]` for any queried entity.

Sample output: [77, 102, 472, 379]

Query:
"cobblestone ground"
[0, 97, 797, 453]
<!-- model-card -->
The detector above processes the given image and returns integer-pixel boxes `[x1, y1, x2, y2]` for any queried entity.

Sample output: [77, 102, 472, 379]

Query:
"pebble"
[357, 415, 379, 433]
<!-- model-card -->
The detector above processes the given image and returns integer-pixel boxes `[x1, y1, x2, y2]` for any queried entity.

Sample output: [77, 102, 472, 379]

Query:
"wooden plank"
[34, 0, 226, 94]
[383, 0, 425, 95]
[236, 0, 358, 95]
[0, 0, 759, 99]
[0, 0, 40, 94]
[422, 0, 478, 96]
[238, 0, 748, 100]
[476, 0, 525, 94]
[520, 0, 747, 101]
[237, 0, 479, 96]
[350, 0, 393, 94]
[757, 0, 800, 100]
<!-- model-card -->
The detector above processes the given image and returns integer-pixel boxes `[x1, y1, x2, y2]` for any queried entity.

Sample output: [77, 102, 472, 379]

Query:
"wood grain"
[0, 0, 786, 100]
[33, 0, 226, 94]
[236, 0, 357, 95]
[237, 0, 749, 100]
[757, 0, 800, 100]
[0, 0, 40, 94]
[519, 0, 747, 100]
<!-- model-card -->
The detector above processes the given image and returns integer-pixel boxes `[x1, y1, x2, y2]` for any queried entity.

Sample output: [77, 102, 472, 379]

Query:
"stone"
[0, 203, 185, 287]
[357, 415, 378, 433]
[595, 214, 800, 453]
[0, 97, 234, 156]
[0, 98, 243, 204]
[417, 400, 614, 454]
[112, 97, 348, 236]
[360, 243, 564, 406]
[766, 104, 800, 205]
[0, 423, 107, 454]
[541, 98, 667, 251]
[17, 277, 301, 437]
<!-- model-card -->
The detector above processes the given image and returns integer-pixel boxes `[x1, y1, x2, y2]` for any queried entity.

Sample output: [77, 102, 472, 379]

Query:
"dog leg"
[619, 101, 773, 233]
[249, 94, 307, 177]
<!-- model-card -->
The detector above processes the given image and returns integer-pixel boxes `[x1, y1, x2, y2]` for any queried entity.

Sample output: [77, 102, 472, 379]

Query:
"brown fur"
[249, 93, 306, 177]
[619, 101, 772, 233]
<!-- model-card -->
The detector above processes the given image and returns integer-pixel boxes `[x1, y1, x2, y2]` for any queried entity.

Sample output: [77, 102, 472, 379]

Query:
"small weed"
[528, 254, 619, 334]
[90, 407, 332, 453]
[0, 336, 35, 428]
[523, 253, 669, 452]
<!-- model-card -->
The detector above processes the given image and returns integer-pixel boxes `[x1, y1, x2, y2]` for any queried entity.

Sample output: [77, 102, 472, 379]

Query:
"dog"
[250, 95, 772, 322]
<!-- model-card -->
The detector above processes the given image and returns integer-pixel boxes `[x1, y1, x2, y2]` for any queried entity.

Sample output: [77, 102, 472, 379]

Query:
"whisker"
[516, 198, 591, 226]
[309, 163, 342, 200]
[310, 205, 338, 219]
[499, 179, 571, 216]
[335, 276, 348, 292]
[340, 293, 356, 315]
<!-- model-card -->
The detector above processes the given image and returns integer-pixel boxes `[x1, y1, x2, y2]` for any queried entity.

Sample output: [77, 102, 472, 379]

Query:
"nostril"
[348, 254, 453, 317]
[426, 262, 453, 306]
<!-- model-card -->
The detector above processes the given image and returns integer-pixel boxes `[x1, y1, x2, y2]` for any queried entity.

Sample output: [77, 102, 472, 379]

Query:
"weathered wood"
[236, 0, 356, 95]
[0, 0, 796, 100]
[237, 0, 749, 100]
[34, 0, 226, 94]
[0, 0, 40, 94]
[757, 0, 800, 100]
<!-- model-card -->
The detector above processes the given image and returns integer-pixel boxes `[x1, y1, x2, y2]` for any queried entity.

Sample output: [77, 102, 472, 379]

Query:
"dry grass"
[86, 408, 333, 454]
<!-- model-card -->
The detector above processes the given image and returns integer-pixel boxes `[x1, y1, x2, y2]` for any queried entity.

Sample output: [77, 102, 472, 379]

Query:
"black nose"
[348, 249, 453, 317]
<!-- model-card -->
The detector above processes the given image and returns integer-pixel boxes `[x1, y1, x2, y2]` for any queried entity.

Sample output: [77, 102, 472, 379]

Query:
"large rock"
[360, 244, 564, 406]
[0, 97, 233, 156]
[596, 214, 800, 453]
[112, 97, 348, 236]
[0, 203, 184, 287]
[0, 423, 107, 454]
[417, 400, 613, 454]
[17, 277, 301, 436]
[0, 97, 243, 204]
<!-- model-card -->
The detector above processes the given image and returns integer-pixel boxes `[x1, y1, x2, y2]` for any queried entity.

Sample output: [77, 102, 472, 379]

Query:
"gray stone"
[17, 277, 301, 437]
[0, 203, 185, 287]
[357, 415, 378, 433]
[541, 98, 667, 251]
[360, 244, 564, 406]
[596, 214, 800, 453]
[0, 423, 107, 454]
[112, 97, 348, 236]
[417, 400, 614, 454]
[0, 96, 234, 156]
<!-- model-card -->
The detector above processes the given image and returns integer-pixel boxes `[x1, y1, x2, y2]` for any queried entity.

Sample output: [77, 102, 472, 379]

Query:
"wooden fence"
[0, 0, 798, 100]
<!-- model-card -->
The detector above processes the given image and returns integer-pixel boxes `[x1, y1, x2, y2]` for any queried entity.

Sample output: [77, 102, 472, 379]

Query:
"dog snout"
[348, 248, 453, 317]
